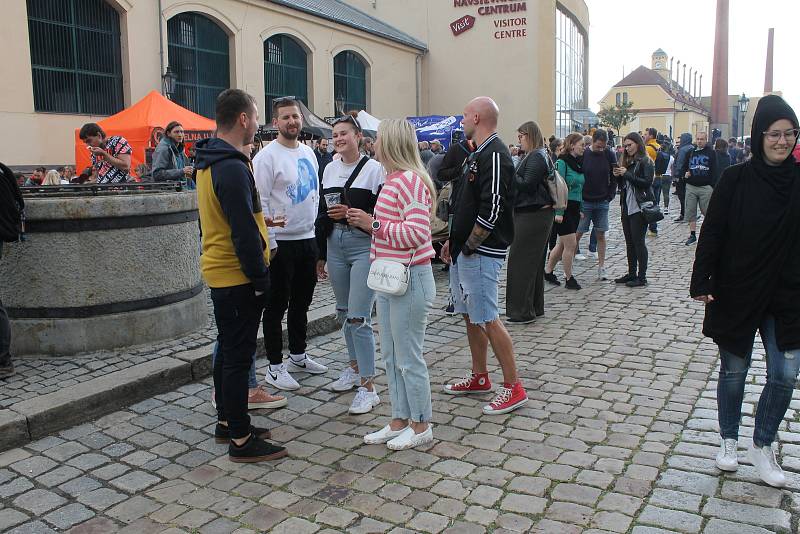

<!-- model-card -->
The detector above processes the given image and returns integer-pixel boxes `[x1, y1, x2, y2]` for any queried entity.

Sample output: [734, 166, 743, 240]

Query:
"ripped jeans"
[327, 226, 376, 379]
[377, 264, 436, 422]
[717, 315, 800, 447]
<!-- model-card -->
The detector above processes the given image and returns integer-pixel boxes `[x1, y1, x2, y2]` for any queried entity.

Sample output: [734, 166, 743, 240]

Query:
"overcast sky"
[585, 0, 799, 115]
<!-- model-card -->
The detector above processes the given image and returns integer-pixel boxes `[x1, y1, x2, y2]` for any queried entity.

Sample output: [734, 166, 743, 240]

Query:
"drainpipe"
[158, 0, 164, 83]
[415, 54, 422, 116]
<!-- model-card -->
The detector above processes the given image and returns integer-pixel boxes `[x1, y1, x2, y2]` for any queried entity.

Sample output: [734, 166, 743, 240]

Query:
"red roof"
[614, 65, 708, 113]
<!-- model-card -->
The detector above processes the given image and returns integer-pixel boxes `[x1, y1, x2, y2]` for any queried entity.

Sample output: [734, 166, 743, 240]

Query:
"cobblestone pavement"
[1, 203, 799, 533]
[0, 277, 337, 410]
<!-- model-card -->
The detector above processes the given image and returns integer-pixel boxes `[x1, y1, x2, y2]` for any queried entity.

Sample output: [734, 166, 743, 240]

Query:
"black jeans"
[621, 203, 648, 280]
[263, 239, 318, 364]
[0, 243, 11, 368]
[211, 283, 265, 439]
[676, 178, 686, 218]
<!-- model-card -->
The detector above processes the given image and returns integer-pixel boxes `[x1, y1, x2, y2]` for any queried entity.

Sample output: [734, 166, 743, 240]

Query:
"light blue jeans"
[327, 226, 376, 379]
[376, 264, 436, 422]
[212, 341, 258, 389]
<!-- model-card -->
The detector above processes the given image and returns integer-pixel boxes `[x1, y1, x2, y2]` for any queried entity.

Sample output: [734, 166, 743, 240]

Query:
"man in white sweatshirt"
[253, 97, 328, 390]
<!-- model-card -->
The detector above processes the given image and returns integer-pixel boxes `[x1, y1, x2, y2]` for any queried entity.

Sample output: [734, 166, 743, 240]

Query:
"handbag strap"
[342, 156, 369, 205]
[372, 170, 420, 267]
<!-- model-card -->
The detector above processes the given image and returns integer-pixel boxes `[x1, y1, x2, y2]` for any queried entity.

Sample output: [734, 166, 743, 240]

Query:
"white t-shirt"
[253, 140, 319, 249]
[321, 157, 384, 195]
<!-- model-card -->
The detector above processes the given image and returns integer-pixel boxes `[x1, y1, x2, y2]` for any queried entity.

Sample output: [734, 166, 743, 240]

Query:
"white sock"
[269, 363, 282, 372]
[289, 353, 306, 363]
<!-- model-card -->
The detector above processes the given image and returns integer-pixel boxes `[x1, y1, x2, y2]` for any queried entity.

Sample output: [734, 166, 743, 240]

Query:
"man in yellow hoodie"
[195, 89, 287, 463]
[644, 128, 661, 236]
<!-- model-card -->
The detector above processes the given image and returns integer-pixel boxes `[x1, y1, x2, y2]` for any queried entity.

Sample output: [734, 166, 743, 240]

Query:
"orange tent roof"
[74, 90, 215, 176]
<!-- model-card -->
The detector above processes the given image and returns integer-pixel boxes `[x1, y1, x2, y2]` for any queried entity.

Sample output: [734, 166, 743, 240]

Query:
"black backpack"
[654, 149, 670, 176]
[0, 162, 25, 242]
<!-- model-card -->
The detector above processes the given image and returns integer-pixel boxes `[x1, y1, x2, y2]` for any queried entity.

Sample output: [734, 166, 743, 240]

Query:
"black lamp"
[162, 66, 178, 100]
[737, 93, 749, 140]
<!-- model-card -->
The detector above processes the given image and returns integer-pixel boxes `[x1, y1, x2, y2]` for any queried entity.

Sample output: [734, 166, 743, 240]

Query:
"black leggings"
[621, 204, 648, 280]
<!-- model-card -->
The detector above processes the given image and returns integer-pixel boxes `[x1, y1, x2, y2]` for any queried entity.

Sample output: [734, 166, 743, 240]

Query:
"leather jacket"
[618, 156, 655, 206]
[513, 148, 552, 210]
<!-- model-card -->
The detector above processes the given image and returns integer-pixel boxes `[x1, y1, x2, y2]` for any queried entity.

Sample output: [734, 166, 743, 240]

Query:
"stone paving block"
[0, 509, 29, 531]
[648, 488, 702, 513]
[42, 503, 95, 530]
[110, 470, 161, 493]
[719, 480, 783, 508]
[77, 488, 129, 511]
[637, 505, 703, 533]
[64, 515, 120, 534]
[13, 488, 68, 515]
[10, 455, 58, 477]
[545, 501, 593, 526]
[6, 520, 58, 534]
[407, 512, 450, 534]
[702, 497, 791, 532]
[239, 505, 288, 531]
[0, 477, 34, 498]
[702, 519, 775, 534]
[175, 509, 217, 529]
[0, 410, 29, 451]
[106, 495, 162, 524]
[495, 513, 534, 532]
[592, 511, 633, 533]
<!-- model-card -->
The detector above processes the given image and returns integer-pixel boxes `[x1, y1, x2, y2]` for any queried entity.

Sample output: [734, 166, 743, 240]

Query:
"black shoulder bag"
[320, 156, 370, 239]
[633, 160, 664, 224]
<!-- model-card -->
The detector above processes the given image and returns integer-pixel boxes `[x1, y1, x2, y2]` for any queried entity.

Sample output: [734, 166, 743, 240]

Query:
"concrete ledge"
[0, 410, 29, 451]
[12, 357, 192, 440]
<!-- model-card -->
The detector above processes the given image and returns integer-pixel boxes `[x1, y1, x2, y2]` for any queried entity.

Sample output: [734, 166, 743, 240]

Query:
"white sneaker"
[349, 387, 380, 414]
[364, 424, 408, 445]
[330, 366, 360, 392]
[575, 253, 587, 261]
[715, 438, 738, 472]
[748, 443, 786, 487]
[588, 251, 598, 260]
[664, 207, 670, 215]
[287, 353, 328, 375]
[265, 363, 300, 391]
[598, 266, 608, 281]
[387, 425, 434, 450]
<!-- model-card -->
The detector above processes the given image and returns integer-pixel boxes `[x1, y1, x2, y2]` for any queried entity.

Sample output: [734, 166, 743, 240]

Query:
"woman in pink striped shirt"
[346, 119, 438, 450]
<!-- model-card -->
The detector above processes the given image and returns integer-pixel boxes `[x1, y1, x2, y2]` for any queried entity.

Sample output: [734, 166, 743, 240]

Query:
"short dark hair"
[592, 129, 608, 143]
[215, 89, 257, 132]
[728, 137, 737, 144]
[714, 138, 728, 151]
[35, 166, 46, 173]
[646, 127, 658, 139]
[56, 166, 65, 174]
[271, 96, 302, 119]
[79, 123, 105, 140]
[165, 121, 182, 134]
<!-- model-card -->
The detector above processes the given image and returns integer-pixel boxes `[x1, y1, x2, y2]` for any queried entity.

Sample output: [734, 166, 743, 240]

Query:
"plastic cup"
[324, 192, 342, 207]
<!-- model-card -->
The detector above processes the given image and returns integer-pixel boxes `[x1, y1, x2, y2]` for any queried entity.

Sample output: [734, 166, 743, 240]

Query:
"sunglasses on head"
[273, 95, 298, 104]
[332, 114, 361, 132]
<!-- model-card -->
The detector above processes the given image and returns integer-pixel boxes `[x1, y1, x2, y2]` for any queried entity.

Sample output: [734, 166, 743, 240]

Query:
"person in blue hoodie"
[683, 131, 718, 245]
[673, 132, 694, 222]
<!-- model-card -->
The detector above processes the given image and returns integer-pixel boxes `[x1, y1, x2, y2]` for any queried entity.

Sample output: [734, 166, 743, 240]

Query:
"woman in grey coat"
[152, 121, 193, 182]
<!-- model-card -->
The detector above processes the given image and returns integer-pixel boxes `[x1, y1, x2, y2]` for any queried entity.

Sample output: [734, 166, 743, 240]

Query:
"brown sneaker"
[248, 386, 288, 410]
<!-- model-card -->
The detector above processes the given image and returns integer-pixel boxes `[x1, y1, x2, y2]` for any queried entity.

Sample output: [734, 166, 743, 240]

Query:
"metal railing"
[21, 182, 187, 197]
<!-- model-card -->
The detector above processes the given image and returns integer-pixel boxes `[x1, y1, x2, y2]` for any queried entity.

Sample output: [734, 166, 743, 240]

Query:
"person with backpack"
[644, 128, 665, 236]
[0, 162, 23, 378]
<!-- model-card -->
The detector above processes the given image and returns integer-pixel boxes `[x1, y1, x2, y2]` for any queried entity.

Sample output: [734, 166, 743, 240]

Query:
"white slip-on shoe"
[387, 425, 434, 451]
[598, 266, 608, 281]
[287, 353, 328, 374]
[748, 443, 786, 488]
[349, 387, 380, 414]
[330, 366, 360, 392]
[715, 438, 738, 472]
[264, 363, 301, 391]
[364, 424, 408, 445]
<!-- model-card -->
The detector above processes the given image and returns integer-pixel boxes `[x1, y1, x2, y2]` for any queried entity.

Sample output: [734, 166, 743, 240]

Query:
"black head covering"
[749, 95, 799, 193]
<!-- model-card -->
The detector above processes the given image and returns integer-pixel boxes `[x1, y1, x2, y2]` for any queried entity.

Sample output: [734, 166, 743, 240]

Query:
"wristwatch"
[371, 219, 381, 232]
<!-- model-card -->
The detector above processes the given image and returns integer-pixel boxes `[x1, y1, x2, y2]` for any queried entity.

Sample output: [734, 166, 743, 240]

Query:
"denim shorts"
[450, 253, 504, 325]
[577, 200, 610, 234]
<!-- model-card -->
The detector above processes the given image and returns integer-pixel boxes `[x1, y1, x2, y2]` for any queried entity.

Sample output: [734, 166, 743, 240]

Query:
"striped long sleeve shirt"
[370, 170, 435, 265]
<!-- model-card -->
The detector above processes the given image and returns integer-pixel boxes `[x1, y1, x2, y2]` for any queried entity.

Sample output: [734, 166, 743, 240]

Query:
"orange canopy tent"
[74, 90, 216, 177]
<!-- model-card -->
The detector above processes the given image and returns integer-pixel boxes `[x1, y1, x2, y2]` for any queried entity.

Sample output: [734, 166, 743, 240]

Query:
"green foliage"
[597, 102, 639, 136]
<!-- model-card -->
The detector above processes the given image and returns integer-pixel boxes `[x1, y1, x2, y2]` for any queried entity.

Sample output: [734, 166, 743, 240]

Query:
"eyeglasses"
[517, 132, 528, 137]
[332, 114, 361, 132]
[623, 143, 635, 148]
[763, 128, 799, 143]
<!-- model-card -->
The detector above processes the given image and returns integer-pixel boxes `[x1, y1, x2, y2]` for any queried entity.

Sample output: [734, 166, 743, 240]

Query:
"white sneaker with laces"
[265, 363, 300, 391]
[575, 253, 587, 261]
[588, 251, 598, 260]
[330, 366, 360, 392]
[715, 438, 738, 471]
[387, 425, 434, 450]
[598, 266, 608, 281]
[349, 387, 380, 414]
[748, 443, 786, 487]
[287, 353, 328, 374]
[364, 424, 408, 444]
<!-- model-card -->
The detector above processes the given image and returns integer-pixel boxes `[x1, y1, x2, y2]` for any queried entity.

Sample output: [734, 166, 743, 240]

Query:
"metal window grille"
[333, 51, 366, 115]
[264, 35, 308, 116]
[167, 12, 230, 118]
[27, 0, 123, 115]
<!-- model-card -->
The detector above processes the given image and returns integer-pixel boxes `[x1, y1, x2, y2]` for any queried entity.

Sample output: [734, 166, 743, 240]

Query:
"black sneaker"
[215, 423, 272, 444]
[544, 272, 561, 286]
[674, 216, 685, 223]
[626, 278, 648, 288]
[565, 277, 582, 290]
[685, 235, 697, 246]
[444, 303, 456, 315]
[614, 274, 636, 284]
[506, 317, 535, 325]
[229, 435, 288, 463]
[0, 360, 15, 379]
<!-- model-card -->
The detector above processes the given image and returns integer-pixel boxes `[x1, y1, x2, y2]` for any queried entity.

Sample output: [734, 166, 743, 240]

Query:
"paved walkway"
[1, 205, 798, 534]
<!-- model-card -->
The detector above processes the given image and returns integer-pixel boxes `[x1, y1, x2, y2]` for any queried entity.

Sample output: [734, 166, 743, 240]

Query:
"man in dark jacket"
[441, 96, 527, 416]
[673, 132, 694, 222]
[314, 138, 332, 183]
[684, 131, 717, 245]
[195, 89, 287, 463]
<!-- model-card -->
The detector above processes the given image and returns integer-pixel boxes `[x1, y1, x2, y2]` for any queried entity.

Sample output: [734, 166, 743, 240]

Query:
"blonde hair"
[376, 119, 437, 212]
[42, 170, 61, 185]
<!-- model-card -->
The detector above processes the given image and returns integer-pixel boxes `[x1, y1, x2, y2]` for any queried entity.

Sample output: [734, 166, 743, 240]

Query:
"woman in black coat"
[690, 95, 800, 488]
[612, 132, 655, 287]
[505, 121, 553, 323]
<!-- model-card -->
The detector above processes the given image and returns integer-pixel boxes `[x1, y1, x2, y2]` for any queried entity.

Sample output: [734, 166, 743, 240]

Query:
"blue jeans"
[717, 315, 800, 447]
[377, 264, 436, 422]
[576, 228, 598, 255]
[212, 341, 258, 389]
[327, 226, 376, 379]
[450, 253, 504, 325]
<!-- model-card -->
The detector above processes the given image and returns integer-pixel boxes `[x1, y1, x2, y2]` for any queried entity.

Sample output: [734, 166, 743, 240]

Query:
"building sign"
[452, 0, 528, 40]
[450, 15, 475, 36]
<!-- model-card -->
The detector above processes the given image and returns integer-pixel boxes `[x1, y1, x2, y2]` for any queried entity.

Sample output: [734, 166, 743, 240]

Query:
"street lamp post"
[738, 93, 750, 141]
[162, 66, 178, 101]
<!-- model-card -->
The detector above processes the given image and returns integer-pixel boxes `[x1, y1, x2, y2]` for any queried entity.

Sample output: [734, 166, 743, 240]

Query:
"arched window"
[333, 51, 366, 115]
[27, 0, 123, 115]
[167, 12, 230, 118]
[264, 35, 308, 116]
